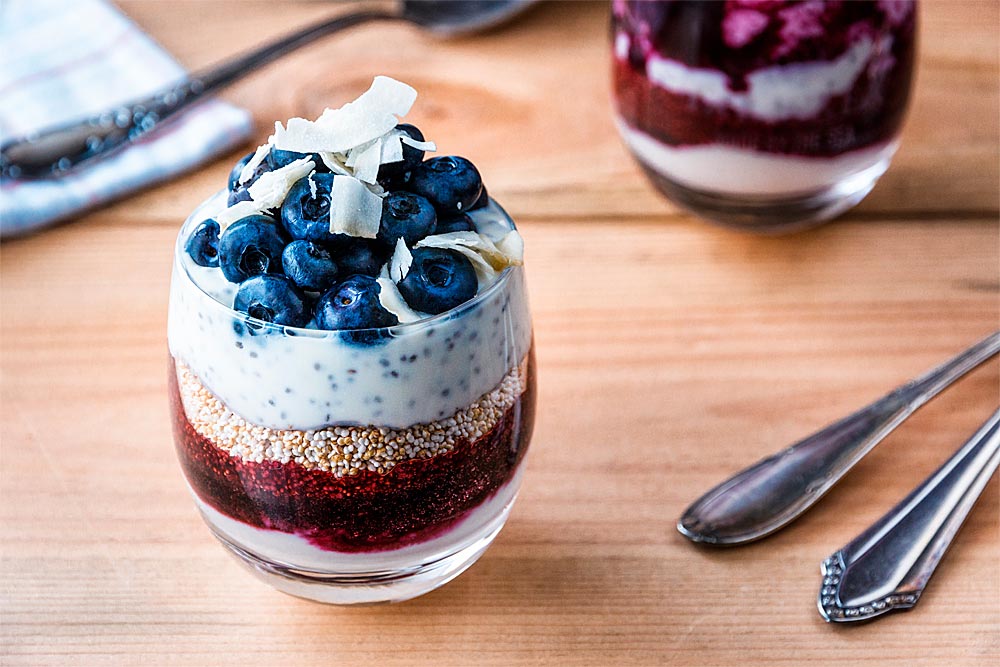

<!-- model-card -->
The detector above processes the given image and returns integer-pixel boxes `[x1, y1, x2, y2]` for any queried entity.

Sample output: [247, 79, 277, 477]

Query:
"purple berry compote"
[612, 0, 917, 230]
[167, 77, 535, 604]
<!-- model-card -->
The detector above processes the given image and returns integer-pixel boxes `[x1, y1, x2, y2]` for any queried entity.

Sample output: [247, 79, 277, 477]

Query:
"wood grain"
[2, 2, 998, 666]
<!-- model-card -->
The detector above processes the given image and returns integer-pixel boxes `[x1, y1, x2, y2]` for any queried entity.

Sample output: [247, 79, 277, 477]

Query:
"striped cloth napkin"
[0, 0, 253, 238]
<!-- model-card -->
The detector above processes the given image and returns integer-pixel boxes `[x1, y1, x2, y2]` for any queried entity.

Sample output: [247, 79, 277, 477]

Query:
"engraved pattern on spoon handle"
[678, 331, 1000, 545]
[819, 410, 1000, 623]
[0, 10, 394, 179]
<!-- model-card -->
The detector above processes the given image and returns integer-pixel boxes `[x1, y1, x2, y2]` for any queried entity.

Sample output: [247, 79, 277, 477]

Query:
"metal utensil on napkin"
[818, 410, 999, 623]
[678, 331, 1000, 545]
[0, 0, 535, 179]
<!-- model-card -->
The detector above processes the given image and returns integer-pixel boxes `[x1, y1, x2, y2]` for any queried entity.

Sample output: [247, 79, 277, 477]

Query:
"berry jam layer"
[612, 0, 916, 157]
[170, 352, 535, 554]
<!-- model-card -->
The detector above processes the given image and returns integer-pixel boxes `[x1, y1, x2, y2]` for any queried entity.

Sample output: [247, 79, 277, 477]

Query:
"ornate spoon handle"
[0, 9, 394, 179]
[819, 409, 1000, 623]
[678, 331, 1000, 545]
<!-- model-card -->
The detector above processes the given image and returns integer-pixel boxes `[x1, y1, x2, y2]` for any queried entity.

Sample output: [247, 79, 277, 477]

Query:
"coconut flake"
[271, 116, 332, 152]
[495, 230, 525, 265]
[400, 135, 437, 152]
[365, 181, 388, 198]
[238, 143, 270, 185]
[216, 199, 262, 227]
[273, 77, 416, 154]
[308, 174, 318, 199]
[329, 175, 382, 238]
[415, 231, 523, 270]
[344, 141, 367, 168]
[318, 75, 416, 141]
[380, 131, 404, 164]
[247, 157, 314, 206]
[376, 271, 425, 323]
[317, 152, 352, 176]
[348, 138, 383, 184]
[389, 238, 413, 282]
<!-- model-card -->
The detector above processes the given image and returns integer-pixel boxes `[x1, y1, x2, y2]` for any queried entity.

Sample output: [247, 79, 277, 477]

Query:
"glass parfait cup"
[168, 191, 536, 604]
[612, 0, 917, 232]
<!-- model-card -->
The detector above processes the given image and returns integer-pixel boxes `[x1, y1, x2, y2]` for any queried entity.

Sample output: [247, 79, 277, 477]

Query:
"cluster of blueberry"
[186, 123, 491, 334]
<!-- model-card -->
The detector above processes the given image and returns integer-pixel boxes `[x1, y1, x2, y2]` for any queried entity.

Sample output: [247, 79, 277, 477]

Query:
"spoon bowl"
[403, 0, 536, 36]
[678, 331, 1000, 546]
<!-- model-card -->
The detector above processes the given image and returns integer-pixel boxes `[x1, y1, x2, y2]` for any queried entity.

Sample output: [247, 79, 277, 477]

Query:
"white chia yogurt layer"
[168, 191, 531, 431]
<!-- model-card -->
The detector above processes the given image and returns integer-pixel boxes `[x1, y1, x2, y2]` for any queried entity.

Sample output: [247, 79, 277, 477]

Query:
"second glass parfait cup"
[167, 192, 536, 605]
[612, 0, 917, 231]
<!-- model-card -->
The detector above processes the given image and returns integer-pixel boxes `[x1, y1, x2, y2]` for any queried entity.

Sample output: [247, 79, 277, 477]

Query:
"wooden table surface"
[2, 2, 998, 665]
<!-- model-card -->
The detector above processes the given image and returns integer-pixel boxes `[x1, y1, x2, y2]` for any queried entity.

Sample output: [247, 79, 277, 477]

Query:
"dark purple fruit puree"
[612, 0, 916, 157]
[170, 353, 536, 553]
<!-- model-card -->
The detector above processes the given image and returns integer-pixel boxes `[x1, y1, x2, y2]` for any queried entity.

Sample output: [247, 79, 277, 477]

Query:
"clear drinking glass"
[612, 0, 917, 231]
[167, 191, 536, 604]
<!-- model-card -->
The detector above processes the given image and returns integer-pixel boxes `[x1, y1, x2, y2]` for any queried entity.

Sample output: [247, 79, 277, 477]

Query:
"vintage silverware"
[818, 409, 1000, 623]
[678, 331, 1000, 545]
[0, 0, 535, 179]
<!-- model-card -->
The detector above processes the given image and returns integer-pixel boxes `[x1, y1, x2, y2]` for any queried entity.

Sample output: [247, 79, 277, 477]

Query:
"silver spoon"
[678, 331, 1000, 546]
[819, 409, 999, 623]
[0, 0, 536, 180]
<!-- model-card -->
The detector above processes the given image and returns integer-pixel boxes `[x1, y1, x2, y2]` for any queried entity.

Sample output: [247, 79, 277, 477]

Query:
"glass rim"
[173, 189, 521, 339]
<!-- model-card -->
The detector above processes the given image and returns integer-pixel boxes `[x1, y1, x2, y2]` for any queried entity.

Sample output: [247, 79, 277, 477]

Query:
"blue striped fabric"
[0, 0, 253, 237]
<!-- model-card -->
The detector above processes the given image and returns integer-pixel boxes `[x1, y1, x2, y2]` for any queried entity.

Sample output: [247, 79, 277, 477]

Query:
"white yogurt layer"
[193, 464, 524, 572]
[168, 191, 532, 431]
[617, 117, 897, 197]
[620, 32, 891, 123]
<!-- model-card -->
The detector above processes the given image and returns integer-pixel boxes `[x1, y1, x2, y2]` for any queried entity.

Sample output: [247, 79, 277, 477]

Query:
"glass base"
[202, 499, 515, 605]
[635, 154, 889, 234]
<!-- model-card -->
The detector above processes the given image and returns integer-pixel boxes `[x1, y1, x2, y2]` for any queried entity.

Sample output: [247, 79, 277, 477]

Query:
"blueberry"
[281, 173, 344, 243]
[398, 247, 478, 314]
[185, 219, 221, 267]
[378, 170, 410, 192]
[268, 147, 324, 171]
[218, 215, 288, 283]
[408, 156, 483, 214]
[469, 185, 489, 211]
[234, 274, 310, 328]
[315, 275, 399, 341]
[377, 124, 426, 182]
[228, 152, 254, 191]
[228, 152, 272, 202]
[378, 191, 437, 246]
[329, 238, 389, 277]
[282, 240, 339, 292]
[434, 213, 474, 234]
[228, 187, 252, 206]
